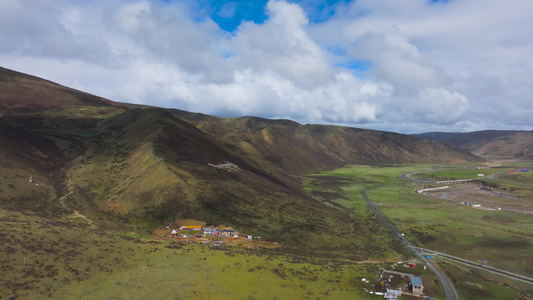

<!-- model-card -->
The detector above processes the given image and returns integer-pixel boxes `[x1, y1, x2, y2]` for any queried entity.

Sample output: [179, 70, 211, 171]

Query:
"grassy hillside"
[66, 108, 361, 248]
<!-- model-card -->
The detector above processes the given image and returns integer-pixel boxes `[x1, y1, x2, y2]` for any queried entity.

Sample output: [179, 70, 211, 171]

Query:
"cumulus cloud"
[233, 1, 333, 88]
[416, 88, 469, 125]
[0, 0, 532, 133]
[347, 26, 450, 92]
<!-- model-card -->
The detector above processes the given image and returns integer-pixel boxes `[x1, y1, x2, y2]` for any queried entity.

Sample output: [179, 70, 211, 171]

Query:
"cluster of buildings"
[169, 225, 253, 240]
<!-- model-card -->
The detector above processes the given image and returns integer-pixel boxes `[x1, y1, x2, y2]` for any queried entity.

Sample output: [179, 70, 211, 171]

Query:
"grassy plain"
[53, 245, 374, 300]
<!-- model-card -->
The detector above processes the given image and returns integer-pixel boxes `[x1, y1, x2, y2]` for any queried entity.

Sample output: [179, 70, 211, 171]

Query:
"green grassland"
[53, 245, 372, 300]
[378, 198, 533, 274]
[412, 167, 502, 180]
[412, 162, 533, 186]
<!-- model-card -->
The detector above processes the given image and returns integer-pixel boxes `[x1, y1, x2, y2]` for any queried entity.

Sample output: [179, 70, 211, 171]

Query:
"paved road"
[399, 171, 436, 183]
[361, 187, 459, 300]
[411, 247, 533, 285]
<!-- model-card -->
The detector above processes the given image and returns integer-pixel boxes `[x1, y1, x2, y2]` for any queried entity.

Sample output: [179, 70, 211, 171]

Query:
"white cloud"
[233, 0, 333, 88]
[416, 88, 469, 125]
[116, 2, 151, 32]
[0, 0, 532, 133]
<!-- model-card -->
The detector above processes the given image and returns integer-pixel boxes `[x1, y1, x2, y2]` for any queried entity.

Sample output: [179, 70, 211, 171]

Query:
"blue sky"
[202, 0, 353, 32]
[1, 0, 532, 133]
[204, 1, 371, 75]
[204, 0, 269, 32]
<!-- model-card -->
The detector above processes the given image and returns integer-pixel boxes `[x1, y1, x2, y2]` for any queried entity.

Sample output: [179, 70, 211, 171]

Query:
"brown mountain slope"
[0, 66, 353, 246]
[415, 130, 533, 158]
[169, 109, 481, 182]
[0, 66, 119, 110]
[0, 66, 128, 218]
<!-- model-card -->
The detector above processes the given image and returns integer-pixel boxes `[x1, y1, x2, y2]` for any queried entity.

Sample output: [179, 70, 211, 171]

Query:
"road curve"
[361, 187, 459, 300]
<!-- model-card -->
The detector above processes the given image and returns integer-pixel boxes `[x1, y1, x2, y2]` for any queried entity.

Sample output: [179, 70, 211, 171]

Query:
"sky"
[1, 0, 532, 134]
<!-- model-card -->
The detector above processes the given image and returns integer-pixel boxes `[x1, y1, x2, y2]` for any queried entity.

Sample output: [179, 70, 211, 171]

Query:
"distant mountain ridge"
[0, 66, 481, 248]
[414, 130, 533, 158]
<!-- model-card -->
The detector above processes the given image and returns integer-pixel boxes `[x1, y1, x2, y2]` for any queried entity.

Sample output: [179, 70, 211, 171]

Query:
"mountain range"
[0, 66, 482, 249]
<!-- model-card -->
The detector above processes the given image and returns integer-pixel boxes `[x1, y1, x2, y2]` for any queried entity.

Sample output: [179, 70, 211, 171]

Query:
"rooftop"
[410, 276, 423, 286]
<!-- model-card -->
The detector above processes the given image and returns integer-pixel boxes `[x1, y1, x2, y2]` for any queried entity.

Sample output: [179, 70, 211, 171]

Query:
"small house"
[203, 228, 221, 235]
[410, 276, 424, 295]
[170, 229, 178, 237]
[220, 227, 236, 236]
[180, 225, 203, 231]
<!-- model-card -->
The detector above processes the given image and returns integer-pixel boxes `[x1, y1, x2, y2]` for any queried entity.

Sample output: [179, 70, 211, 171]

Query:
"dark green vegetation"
[415, 130, 533, 159]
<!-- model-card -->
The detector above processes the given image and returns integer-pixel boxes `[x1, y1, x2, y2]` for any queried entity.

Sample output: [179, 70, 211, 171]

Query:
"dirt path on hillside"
[59, 171, 95, 228]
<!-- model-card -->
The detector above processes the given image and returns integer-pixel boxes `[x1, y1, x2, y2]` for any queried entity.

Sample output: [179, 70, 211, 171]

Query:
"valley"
[1, 67, 532, 299]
